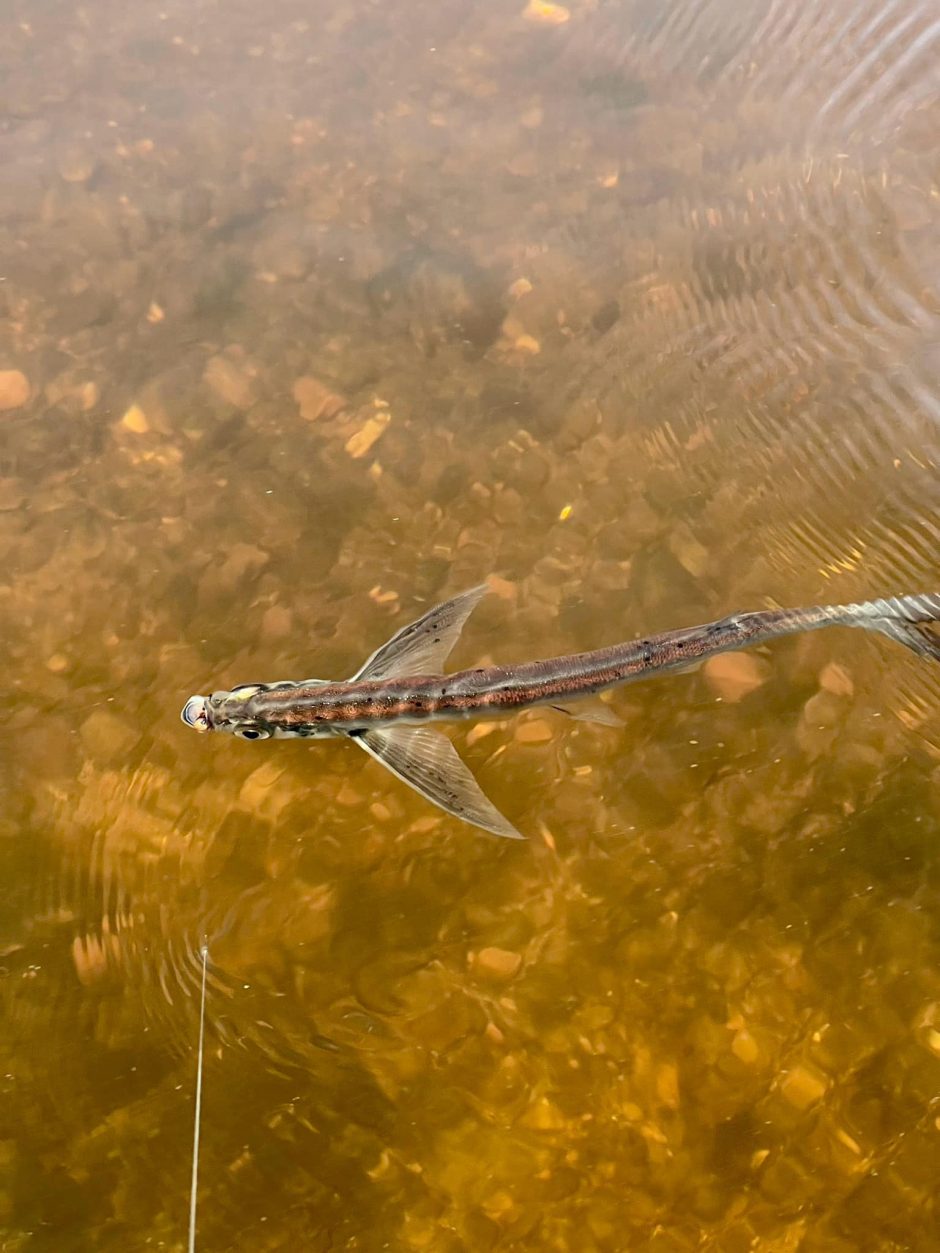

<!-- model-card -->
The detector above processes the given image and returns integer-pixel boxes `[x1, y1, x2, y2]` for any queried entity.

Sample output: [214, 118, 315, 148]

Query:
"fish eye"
[235, 726, 269, 741]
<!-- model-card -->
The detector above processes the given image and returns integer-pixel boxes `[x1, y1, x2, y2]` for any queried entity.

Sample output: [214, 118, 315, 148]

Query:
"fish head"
[180, 684, 274, 741]
[181, 694, 211, 732]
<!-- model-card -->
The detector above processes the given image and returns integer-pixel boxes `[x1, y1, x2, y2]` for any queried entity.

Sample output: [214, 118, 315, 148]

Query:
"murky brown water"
[2, 0, 939, 1248]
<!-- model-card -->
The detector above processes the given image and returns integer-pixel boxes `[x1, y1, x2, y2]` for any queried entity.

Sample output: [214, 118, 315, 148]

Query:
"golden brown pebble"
[819, 661, 854, 697]
[0, 370, 30, 411]
[522, 0, 571, 25]
[520, 1096, 567, 1130]
[292, 375, 345, 422]
[203, 354, 258, 409]
[345, 412, 390, 458]
[780, 1064, 828, 1110]
[702, 651, 770, 702]
[474, 947, 523, 981]
[120, 404, 150, 434]
[515, 718, 554, 744]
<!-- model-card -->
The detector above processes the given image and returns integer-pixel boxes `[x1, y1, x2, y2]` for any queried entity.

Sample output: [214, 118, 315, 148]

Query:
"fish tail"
[837, 593, 940, 661]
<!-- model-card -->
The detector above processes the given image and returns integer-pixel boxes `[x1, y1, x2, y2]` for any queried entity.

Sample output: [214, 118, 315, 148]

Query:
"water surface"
[1, 0, 939, 1248]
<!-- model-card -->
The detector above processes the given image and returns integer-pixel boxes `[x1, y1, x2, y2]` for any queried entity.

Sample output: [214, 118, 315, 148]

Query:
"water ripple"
[570, 0, 938, 148]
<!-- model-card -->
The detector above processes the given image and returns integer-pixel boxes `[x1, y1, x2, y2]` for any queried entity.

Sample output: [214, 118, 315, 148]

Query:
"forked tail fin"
[840, 593, 940, 661]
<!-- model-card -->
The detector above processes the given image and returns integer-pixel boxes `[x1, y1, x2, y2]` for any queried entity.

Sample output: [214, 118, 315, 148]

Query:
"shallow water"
[1, 0, 939, 1248]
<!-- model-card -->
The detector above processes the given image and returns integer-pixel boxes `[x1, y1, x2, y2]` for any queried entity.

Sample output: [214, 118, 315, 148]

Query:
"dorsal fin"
[351, 585, 490, 681]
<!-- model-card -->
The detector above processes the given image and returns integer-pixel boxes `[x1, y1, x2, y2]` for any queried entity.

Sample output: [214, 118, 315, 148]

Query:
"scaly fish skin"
[182, 585, 940, 838]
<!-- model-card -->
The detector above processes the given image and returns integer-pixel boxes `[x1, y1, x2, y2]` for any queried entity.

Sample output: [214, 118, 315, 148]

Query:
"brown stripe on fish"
[183, 587, 940, 838]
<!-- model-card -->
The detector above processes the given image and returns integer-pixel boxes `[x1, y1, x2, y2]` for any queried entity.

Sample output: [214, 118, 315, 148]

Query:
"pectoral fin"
[352, 724, 524, 840]
[351, 585, 490, 681]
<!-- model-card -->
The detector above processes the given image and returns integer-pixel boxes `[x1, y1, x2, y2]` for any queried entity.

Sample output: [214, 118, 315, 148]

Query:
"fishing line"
[188, 941, 209, 1253]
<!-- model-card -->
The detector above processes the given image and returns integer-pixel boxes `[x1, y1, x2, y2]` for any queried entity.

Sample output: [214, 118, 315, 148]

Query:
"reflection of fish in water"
[182, 585, 940, 839]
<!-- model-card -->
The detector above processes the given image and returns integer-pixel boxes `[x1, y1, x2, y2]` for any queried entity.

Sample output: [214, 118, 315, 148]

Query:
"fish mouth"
[181, 695, 211, 732]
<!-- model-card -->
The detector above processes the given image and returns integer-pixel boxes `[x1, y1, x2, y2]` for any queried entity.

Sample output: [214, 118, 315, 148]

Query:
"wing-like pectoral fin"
[353, 725, 524, 840]
[351, 585, 490, 681]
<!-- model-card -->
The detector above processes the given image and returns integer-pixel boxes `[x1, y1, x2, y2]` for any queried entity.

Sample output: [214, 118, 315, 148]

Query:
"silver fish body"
[182, 585, 940, 838]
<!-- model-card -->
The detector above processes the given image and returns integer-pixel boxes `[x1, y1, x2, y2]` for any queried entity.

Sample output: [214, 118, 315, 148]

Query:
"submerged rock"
[0, 370, 30, 410]
[79, 711, 140, 763]
[702, 651, 770, 702]
[292, 375, 346, 422]
[474, 947, 523, 981]
[204, 353, 259, 409]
